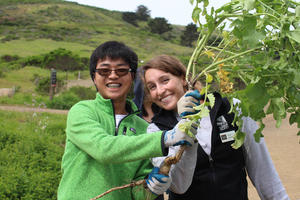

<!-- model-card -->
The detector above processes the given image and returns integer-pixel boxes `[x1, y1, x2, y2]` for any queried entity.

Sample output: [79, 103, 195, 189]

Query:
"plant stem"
[193, 47, 260, 83]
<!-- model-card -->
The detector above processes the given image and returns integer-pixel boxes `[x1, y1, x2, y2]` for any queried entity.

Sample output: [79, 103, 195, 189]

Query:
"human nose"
[156, 84, 165, 97]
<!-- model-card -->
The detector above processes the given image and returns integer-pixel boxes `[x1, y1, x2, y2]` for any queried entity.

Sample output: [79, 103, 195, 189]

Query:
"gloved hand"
[146, 167, 171, 195]
[177, 90, 202, 117]
[163, 119, 198, 147]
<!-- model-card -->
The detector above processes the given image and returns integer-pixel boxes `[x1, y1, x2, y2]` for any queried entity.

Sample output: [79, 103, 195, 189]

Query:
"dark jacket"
[152, 93, 248, 200]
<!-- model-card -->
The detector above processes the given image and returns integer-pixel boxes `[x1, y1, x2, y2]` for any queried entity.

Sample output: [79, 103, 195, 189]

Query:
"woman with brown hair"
[142, 54, 289, 200]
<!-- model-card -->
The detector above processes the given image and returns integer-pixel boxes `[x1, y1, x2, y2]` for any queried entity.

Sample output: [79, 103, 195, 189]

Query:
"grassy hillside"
[0, 0, 193, 62]
[0, 0, 193, 109]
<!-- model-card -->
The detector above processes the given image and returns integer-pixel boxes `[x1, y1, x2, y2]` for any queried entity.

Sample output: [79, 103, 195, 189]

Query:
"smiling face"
[145, 68, 187, 111]
[94, 57, 133, 103]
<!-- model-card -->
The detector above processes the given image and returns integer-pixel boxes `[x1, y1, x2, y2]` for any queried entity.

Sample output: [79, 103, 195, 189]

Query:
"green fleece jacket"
[57, 93, 165, 200]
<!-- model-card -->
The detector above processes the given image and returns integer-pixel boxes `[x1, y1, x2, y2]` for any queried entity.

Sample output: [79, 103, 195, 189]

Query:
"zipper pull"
[208, 155, 214, 166]
[123, 127, 127, 135]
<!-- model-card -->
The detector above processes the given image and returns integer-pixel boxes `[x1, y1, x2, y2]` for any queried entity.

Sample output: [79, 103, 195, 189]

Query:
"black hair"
[89, 41, 138, 81]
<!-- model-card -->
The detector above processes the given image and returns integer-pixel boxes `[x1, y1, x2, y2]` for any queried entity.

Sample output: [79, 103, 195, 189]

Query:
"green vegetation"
[0, 1, 197, 199]
[182, 0, 300, 147]
[0, 110, 66, 200]
[0, 1, 193, 62]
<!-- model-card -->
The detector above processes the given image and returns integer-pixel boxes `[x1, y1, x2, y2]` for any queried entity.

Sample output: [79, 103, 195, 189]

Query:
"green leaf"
[291, 69, 300, 87]
[243, 0, 255, 11]
[267, 98, 286, 124]
[203, 0, 209, 7]
[232, 118, 245, 149]
[254, 126, 264, 142]
[192, 8, 202, 23]
[190, 0, 194, 5]
[199, 85, 210, 95]
[178, 120, 197, 139]
[232, 130, 246, 149]
[244, 82, 269, 120]
[289, 112, 300, 128]
[296, 6, 300, 17]
[186, 106, 210, 121]
[288, 28, 300, 43]
[207, 93, 215, 108]
[206, 73, 213, 83]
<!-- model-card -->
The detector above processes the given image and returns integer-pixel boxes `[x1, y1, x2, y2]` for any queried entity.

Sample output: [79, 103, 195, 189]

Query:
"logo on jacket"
[216, 115, 229, 131]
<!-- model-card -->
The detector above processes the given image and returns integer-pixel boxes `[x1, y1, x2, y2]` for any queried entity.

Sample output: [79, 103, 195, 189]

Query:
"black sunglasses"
[95, 68, 132, 77]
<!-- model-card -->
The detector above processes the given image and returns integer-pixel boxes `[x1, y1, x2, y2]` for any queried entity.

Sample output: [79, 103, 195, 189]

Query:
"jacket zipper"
[111, 100, 139, 136]
[208, 154, 216, 199]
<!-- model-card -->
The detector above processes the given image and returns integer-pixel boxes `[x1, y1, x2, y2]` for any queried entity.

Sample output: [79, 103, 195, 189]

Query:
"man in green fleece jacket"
[57, 41, 196, 200]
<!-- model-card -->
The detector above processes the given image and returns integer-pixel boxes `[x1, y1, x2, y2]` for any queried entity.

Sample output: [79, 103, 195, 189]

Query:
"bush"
[35, 76, 65, 95]
[47, 91, 80, 110]
[135, 5, 150, 21]
[1, 55, 20, 62]
[0, 110, 66, 200]
[180, 23, 199, 47]
[43, 48, 85, 71]
[46, 86, 96, 110]
[23, 55, 44, 67]
[122, 12, 138, 26]
[68, 86, 95, 100]
[147, 17, 172, 35]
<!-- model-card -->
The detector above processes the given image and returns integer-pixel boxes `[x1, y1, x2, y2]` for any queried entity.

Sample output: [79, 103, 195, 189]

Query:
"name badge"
[220, 130, 235, 143]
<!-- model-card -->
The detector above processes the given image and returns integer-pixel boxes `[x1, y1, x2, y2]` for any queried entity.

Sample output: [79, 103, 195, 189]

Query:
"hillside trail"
[0, 104, 299, 199]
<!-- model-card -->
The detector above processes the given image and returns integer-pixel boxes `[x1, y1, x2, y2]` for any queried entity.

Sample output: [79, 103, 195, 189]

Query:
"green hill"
[0, 0, 194, 108]
[0, 0, 193, 61]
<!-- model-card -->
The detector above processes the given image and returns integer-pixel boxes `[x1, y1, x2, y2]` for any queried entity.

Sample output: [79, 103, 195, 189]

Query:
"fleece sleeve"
[66, 102, 164, 164]
[243, 117, 290, 200]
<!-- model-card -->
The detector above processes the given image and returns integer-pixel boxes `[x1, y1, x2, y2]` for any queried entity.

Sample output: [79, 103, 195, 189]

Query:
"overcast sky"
[65, 0, 231, 25]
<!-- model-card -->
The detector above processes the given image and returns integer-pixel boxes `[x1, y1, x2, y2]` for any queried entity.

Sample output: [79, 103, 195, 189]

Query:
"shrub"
[122, 12, 138, 26]
[1, 54, 20, 62]
[46, 86, 96, 110]
[35, 76, 65, 95]
[135, 5, 150, 21]
[47, 91, 80, 110]
[43, 48, 85, 71]
[180, 23, 199, 47]
[147, 17, 172, 35]
[0, 110, 66, 200]
[68, 86, 95, 100]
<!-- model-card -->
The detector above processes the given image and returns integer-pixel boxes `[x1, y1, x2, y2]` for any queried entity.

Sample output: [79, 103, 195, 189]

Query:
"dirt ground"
[248, 115, 300, 200]
[0, 105, 299, 199]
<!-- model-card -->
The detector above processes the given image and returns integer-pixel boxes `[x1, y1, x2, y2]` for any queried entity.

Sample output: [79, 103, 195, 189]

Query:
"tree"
[135, 5, 150, 21]
[147, 17, 172, 35]
[122, 12, 138, 26]
[180, 23, 199, 47]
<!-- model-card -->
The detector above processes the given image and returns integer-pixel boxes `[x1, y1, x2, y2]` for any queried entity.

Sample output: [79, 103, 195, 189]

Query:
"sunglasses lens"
[96, 68, 131, 77]
[98, 69, 111, 76]
[116, 69, 129, 76]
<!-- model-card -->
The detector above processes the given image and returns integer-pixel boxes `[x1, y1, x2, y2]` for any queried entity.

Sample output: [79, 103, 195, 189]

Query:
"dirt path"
[248, 116, 300, 200]
[0, 105, 68, 114]
[66, 79, 94, 89]
[1, 105, 299, 199]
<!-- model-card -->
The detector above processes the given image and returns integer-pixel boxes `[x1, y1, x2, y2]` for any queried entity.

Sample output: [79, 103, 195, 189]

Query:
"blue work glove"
[146, 167, 171, 195]
[177, 90, 202, 117]
[163, 119, 198, 147]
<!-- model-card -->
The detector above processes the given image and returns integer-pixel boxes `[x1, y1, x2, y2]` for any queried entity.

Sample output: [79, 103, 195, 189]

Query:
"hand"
[146, 167, 171, 195]
[177, 90, 202, 117]
[163, 119, 198, 147]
